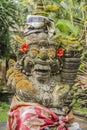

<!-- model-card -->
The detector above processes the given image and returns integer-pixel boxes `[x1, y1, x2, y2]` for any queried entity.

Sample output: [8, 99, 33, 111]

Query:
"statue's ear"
[16, 50, 24, 60]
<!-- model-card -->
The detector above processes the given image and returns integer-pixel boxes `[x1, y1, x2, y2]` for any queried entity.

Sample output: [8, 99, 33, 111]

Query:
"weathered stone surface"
[6, 0, 83, 129]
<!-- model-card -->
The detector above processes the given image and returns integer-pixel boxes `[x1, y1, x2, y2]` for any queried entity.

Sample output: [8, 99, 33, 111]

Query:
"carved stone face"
[17, 33, 61, 82]
[29, 44, 59, 81]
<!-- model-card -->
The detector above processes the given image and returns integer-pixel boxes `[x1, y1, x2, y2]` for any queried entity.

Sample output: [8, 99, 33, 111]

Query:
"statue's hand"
[67, 111, 75, 124]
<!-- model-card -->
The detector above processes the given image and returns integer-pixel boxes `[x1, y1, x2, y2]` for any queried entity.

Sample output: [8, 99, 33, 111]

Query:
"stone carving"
[6, 0, 83, 130]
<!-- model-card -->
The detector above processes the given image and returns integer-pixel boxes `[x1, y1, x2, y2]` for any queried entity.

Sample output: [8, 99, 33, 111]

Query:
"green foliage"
[0, 0, 29, 58]
[43, 0, 87, 40]
[73, 104, 87, 115]
[74, 62, 87, 108]
[0, 102, 10, 122]
[0, 0, 17, 58]
[79, 49, 87, 74]
[70, 85, 87, 114]
[56, 19, 80, 37]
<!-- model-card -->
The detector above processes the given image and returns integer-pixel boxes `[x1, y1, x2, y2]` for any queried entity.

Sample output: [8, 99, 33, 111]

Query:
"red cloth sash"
[6, 97, 69, 130]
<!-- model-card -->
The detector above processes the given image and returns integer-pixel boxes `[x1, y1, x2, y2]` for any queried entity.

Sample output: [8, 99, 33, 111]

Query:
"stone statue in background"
[6, 0, 83, 130]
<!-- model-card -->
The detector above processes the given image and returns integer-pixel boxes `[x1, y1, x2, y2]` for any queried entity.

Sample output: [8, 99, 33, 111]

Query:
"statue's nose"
[39, 50, 48, 60]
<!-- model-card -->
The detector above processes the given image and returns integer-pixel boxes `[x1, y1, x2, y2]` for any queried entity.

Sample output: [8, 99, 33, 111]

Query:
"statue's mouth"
[34, 64, 51, 77]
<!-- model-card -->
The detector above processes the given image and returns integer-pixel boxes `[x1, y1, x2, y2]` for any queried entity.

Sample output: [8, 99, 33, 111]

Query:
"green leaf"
[56, 19, 80, 37]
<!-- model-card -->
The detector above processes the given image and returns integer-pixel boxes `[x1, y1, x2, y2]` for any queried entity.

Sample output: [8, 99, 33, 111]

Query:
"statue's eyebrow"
[38, 41, 49, 46]
[28, 44, 38, 48]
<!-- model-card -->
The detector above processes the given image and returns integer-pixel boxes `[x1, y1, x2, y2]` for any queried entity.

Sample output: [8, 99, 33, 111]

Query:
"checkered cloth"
[25, 15, 55, 37]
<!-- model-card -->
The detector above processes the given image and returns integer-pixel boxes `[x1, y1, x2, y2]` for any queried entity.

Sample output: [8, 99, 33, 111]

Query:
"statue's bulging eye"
[29, 48, 39, 58]
[48, 49, 56, 58]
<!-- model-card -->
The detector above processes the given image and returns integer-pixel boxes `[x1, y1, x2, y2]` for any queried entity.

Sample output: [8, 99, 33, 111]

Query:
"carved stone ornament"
[6, 0, 83, 130]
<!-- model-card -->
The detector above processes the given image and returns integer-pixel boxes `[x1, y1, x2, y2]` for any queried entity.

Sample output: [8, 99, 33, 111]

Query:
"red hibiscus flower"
[21, 43, 28, 53]
[56, 48, 64, 57]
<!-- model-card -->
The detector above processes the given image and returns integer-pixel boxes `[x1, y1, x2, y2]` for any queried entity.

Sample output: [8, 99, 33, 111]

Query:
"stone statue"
[6, 0, 83, 130]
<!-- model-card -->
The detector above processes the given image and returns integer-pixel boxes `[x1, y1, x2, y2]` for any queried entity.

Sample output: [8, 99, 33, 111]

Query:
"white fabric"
[69, 122, 80, 130]
[25, 15, 55, 38]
